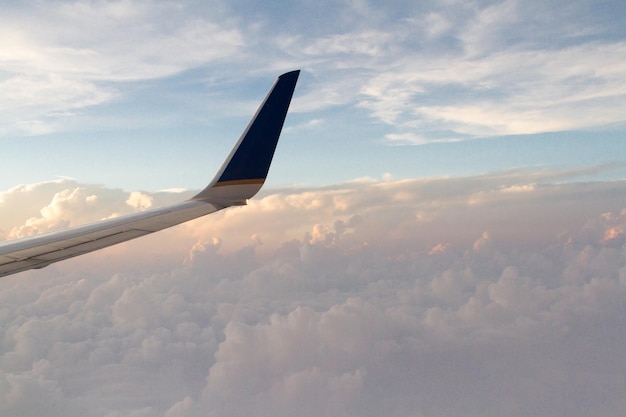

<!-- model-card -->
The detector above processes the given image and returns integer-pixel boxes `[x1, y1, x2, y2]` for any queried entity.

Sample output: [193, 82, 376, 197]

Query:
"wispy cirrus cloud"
[358, 38, 626, 141]
[3, 0, 626, 143]
[0, 0, 245, 135]
[284, 0, 626, 143]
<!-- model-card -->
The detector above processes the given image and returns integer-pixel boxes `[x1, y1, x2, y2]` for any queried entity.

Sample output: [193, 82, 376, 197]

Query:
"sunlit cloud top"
[1, 172, 626, 416]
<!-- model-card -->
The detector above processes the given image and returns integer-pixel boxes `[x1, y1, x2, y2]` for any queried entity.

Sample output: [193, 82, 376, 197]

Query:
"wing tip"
[192, 70, 300, 204]
[279, 69, 301, 79]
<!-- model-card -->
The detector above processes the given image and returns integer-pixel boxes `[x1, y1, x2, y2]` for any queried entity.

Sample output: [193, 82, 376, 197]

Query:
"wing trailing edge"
[0, 70, 300, 278]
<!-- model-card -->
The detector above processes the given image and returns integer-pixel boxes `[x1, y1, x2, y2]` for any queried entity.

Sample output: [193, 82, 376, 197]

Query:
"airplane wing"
[0, 70, 300, 278]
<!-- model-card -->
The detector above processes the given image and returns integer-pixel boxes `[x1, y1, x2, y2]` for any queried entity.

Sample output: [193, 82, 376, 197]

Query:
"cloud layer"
[1, 173, 625, 416]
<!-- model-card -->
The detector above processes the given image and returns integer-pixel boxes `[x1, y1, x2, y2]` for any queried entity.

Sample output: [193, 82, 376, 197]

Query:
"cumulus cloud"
[1, 172, 626, 416]
[126, 191, 153, 211]
[0, 179, 190, 241]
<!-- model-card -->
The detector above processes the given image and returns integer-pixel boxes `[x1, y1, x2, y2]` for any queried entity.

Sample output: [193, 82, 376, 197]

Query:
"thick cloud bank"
[1, 172, 626, 416]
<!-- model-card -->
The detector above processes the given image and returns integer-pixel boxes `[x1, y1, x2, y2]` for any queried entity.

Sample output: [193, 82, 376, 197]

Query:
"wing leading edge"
[0, 70, 300, 278]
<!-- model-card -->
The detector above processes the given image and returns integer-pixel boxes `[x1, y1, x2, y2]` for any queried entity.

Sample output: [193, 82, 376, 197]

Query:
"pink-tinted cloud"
[1, 172, 626, 416]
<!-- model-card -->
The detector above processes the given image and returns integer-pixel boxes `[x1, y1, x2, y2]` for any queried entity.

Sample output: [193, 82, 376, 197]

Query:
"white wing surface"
[0, 70, 300, 278]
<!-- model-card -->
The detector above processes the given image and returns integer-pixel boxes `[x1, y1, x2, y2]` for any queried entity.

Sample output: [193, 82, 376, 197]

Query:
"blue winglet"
[192, 70, 300, 204]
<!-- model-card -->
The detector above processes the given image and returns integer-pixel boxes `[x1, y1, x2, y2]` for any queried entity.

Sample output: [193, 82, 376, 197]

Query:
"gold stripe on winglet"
[212, 179, 265, 187]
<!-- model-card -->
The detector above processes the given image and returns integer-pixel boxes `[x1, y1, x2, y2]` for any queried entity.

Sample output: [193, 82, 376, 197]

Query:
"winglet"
[192, 70, 300, 205]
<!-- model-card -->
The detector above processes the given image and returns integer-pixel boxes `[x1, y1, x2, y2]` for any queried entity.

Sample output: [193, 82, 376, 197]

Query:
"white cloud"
[3, 0, 626, 142]
[126, 191, 153, 211]
[459, 0, 520, 57]
[0, 1, 245, 135]
[422, 12, 453, 39]
[358, 40, 626, 139]
[385, 132, 463, 145]
[1, 1, 244, 81]
[0, 179, 188, 240]
[303, 31, 393, 57]
[1, 173, 626, 415]
[279, 1, 626, 142]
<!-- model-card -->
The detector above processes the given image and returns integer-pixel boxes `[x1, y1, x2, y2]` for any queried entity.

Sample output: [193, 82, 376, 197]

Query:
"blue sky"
[1, 0, 625, 191]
